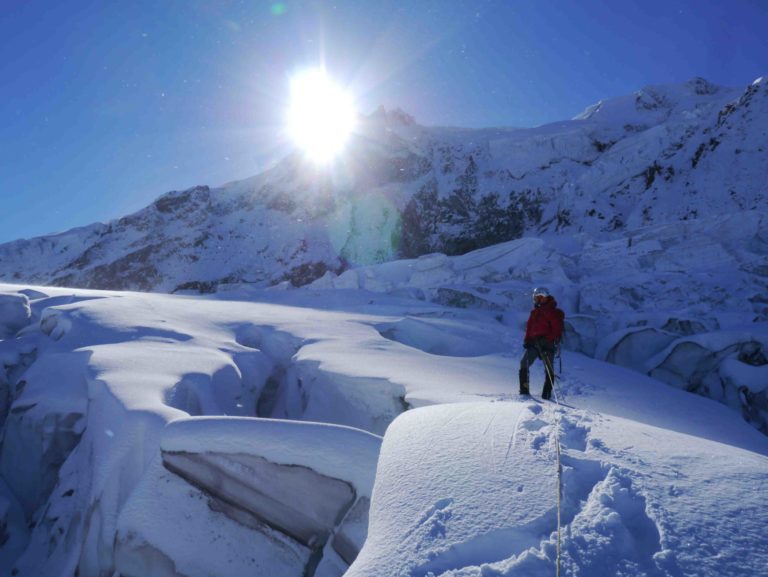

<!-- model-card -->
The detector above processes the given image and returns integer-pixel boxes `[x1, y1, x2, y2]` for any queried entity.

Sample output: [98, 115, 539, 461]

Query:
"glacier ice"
[114, 416, 381, 577]
[161, 451, 356, 547]
[0, 293, 31, 339]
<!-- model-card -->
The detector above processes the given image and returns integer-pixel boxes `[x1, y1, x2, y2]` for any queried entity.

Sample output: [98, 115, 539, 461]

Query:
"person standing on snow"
[519, 287, 565, 400]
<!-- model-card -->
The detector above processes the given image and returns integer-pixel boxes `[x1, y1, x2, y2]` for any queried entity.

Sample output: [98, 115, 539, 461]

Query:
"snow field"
[351, 389, 767, 577]
[0, 280, 765, 577]
[310, 209, 768, 432]
[0, 75, 765, 577]
[0, 284, 437, 575]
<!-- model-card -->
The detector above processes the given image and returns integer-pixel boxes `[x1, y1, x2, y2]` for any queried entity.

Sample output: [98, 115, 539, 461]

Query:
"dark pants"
[519, 344, 555, 399]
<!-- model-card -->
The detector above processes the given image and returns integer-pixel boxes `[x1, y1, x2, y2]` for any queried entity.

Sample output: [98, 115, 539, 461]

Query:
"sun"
[286, 69, 357, 164]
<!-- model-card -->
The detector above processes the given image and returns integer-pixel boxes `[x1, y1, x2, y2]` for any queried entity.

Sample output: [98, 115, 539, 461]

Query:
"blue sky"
[1, 0, 766, 244]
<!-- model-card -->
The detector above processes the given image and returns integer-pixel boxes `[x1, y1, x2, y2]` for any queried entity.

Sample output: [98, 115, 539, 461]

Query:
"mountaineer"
[519, 287, 565, 400]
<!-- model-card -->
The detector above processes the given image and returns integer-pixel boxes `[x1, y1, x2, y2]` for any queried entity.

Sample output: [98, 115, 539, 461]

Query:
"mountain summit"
[0, 77, 765, 293]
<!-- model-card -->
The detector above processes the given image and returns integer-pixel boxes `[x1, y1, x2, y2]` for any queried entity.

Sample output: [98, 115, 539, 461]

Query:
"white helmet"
[532, 287, 550, 303]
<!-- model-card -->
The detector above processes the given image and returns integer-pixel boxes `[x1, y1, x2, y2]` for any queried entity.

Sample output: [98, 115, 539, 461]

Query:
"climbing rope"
[542, 353, 564, 577]
[554, 416, 563, 577]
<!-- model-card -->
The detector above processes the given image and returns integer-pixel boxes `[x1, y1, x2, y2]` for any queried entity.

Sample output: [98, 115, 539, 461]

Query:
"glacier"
[0, 75, 765, 577]
[0, 269, 765, 576]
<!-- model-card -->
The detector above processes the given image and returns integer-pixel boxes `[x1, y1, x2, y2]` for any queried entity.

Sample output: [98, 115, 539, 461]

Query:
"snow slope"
[0, 78, 764, 439]
[0, 75, 765, 577]
[307, 211, 768, 433]
[0, 278, 765, 577]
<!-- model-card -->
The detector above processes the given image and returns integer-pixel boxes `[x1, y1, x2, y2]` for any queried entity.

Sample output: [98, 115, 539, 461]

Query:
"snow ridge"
[0, 77, 764, 294]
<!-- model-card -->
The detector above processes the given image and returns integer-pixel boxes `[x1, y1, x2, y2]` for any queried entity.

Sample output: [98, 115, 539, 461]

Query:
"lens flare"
[286, 69, 357, 164]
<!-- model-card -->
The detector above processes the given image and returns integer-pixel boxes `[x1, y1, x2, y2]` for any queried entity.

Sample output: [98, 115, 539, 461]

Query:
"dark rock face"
[55, 245, 163, 291]
[398, 174, 543, 259]
[154, 186, 212, 214]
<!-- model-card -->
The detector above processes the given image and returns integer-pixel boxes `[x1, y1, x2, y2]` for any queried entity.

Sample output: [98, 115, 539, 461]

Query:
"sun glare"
[287, 69, 357, 163]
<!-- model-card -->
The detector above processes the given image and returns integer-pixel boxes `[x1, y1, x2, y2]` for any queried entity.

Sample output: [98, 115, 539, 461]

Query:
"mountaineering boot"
[519, 367, 530, 395]
[541, 383, 552, 400]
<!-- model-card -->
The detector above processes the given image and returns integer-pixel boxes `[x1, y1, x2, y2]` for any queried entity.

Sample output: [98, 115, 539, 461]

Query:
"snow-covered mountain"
[0, 77, 765, 293]
[0, 278, 765, 577]
[0, 77, 766, 576]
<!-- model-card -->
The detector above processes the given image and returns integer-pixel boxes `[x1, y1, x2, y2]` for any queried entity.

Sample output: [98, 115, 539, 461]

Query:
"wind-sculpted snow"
[349, 392, 767, 577]
[310, 209, 768, 430]
[374, 316, 509, 357]
[0, 74, 765, 577]
[0, 283, 435, 576]
[0, 275, 766, 576]
[346, 403, 561, 577]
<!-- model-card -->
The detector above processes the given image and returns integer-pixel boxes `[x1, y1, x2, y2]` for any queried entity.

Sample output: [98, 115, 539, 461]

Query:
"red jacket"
[524, 296, 565, 345]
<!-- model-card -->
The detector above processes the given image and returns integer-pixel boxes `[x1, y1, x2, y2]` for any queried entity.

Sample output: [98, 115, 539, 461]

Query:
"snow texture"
[0, 76, 765, 577]
[115, 418, 379, 577]
[0, 278, 764, 577]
